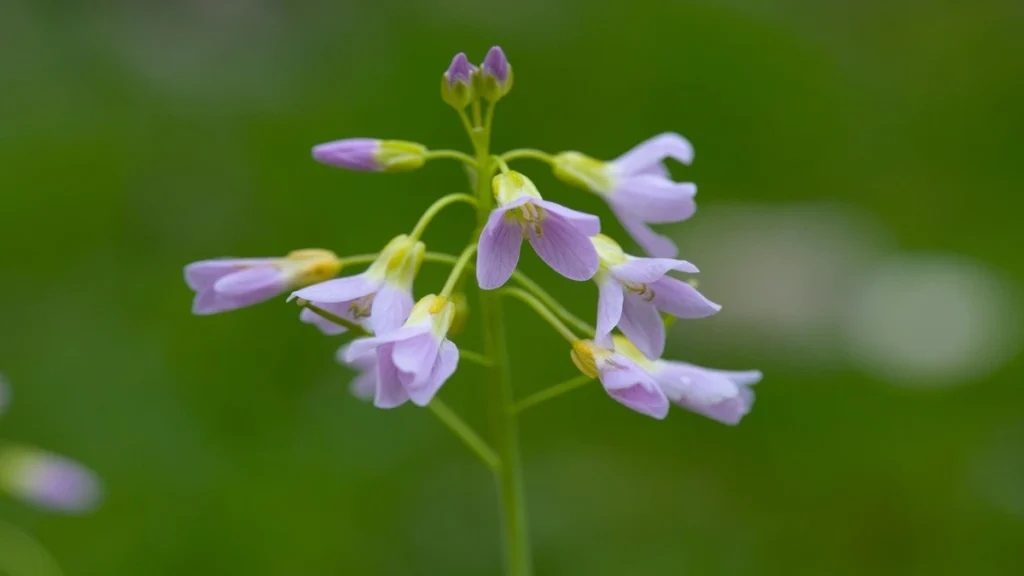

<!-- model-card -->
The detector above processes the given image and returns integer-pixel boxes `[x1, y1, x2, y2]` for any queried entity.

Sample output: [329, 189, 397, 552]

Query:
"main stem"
[473, 128, 532, 576]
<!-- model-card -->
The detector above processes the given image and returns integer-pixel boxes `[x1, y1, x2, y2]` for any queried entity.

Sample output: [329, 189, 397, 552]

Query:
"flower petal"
[611, 206, 679, 258]
[535, 200, 601, 237]
[371, 284, 414, 334]
[651, 277, 722, 318]
[612, 257, 699, 283]
[373, 344, 409, 409]
[596, 276, 624, 341]
[350, 371, 378, 401]
[614, 176, 696, 224]
[599, 356, 669, 419]
[613, 132, 694, 175]
[618, 292, 666, 359]
[477, 207, 523, 290]
[528, 212, 599, 281]
[407, 340, 459, 406]
[300, 302, 352, 335]
[289, 273, 379, 304]
[653, 362, 760, 425]
[391, 331, 441, 388]
[212, 266, 284, 295]
[0, 446, 102, 513]
[344, 325, 430, 361]
[184, 258, 276, 291]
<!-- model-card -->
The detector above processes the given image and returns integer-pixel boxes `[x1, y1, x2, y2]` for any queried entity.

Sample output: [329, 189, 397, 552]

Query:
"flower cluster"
[0, 376, 101, 513]
[184, 45, 761, 422]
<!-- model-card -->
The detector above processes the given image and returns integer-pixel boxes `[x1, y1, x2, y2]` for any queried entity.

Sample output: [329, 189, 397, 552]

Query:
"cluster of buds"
[184, 45, 760, 419]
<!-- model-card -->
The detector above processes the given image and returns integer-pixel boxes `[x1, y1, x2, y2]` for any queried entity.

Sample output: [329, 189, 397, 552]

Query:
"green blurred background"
[2, 0, 1023, 574]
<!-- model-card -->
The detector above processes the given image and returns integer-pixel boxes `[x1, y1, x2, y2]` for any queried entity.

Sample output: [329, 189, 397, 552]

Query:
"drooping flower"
[290, 235, 424, 334]
[570, 340, 669, 419]
[441, 52, 478, 110]
[477, 171, 600, 289]
[552, 133, 696, 258]
[591, 234, 720, 359]
[612, 337, 762, 425]
[344, 295, 459, 408]
[336, 343, 378, 401]
[477, 46, 513, 101]
[185, 249, 342, 315]
[312, 139, 428, 173]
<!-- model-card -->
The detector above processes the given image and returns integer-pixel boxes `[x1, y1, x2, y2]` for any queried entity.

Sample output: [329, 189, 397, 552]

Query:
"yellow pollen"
[428, 295, 449, 315]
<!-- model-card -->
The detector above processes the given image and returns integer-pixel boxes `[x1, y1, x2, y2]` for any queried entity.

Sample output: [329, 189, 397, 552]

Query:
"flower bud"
[441, 52, 477, 110]
[283, 248, 343, 288]
[313, 139, 427, 173]
[590, 234, 628, 268]
[552, 151, 614, 194]
[477, 46, 513, 102]
[492, 170, 541, 206]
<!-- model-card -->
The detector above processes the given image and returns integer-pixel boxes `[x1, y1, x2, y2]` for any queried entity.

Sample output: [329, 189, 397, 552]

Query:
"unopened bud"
[312, 139, 427, 173]
[553, 152, 614, 194]
[492, 170, 541, 206]
[477, 46, 513, 102]
[441, 52, 477, 110]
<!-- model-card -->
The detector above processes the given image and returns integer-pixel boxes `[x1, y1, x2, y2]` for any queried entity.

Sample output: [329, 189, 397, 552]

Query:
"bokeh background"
[2, 0, 1023, 574]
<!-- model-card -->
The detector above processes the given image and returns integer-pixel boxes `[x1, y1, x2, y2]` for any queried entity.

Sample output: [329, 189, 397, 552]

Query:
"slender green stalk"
[441, 243, 479, 297]
[510, 375, 593, 414]
[425, 149, 479, 167]
[472, 100, 483, 128]
[493, 155, 511, 174]
[295, 300, 368, 335]
[459, 349, 493, 367]
[409, 193, 478, 241]
[497, 288, 578, 343]
[428, 399, 501, 471]
[471, 121, 533, 576]
[339, 253, 379, 267]
[499, 148, 555, 165]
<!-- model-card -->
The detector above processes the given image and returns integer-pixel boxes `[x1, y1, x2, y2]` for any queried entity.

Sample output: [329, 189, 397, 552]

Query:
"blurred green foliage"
[1, 0, 1022, 574]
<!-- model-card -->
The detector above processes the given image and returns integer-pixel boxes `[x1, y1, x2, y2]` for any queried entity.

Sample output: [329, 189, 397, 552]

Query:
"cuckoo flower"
[345, 294, 459, 408]
[591, 234, 720, 359]
[553, 133, 696, 258]
[312, 138, 428, 173]
[441, 52, 477, 109]
[290, 235, 424, 335]
[477, 171, 600, 289]
[185, 249, 341, 315]
[336, 344, 378, 401]
[570, 340, 670, 419]
[478, 46, 513, 101]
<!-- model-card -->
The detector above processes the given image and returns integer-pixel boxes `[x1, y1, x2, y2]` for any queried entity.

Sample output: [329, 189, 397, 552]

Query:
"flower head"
[313, 139, 428, 173]
[553, 133, 696, 258]
[0, 446, 102, 513]
[290, 235, 423, 334]
[571, 339, 669, 419]
[592, 234, 720, 359]
[650, 360, 762, 425]
[186, 249, 341, 315]
[345, 294, 459, 408]
[477, 46, 513, 101]
[476, 171, 600, 289]
[441, 52, 478, 110]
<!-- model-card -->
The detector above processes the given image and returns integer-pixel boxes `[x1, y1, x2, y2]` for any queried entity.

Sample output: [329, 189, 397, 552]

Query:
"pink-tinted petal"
[350, 371, 378, 401]
[392, 332, 441, 388]
[535, 200, 601, 237]
[653, 362, 761, 425]
[337, 343, 377, 371]
[344, 325, 430, 360]
[184, 258, 274, 291]
[611, 206, 679, 258]
[612, 257, 699, 283]
[477, 207, 523, 290]
[289, 273, 379, 304]
[614, 176, 696, 224]
[301, 302, 352, 335]
[407, 340, 459, 406]
[212, 266, 283, 295]
[596, 276, 624, 341]
[651, 277, 722, 318]
[618, 292, 666, 359]
[371, 284, 414, 334]
[0, 446, 102, 513]
[613, 132, 694, 175]
[528, 212, 599, 281]
[599, 357, 669, 419]
[373, 344, 409, 409]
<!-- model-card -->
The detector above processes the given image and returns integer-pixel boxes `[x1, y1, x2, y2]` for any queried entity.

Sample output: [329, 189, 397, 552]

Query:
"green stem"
[425, 149, 479, 167]
[499, 148, 555, 165]
[339, 253, 379, 267]
[492, 155, 511, 174]
[497, 288, 578, 343]
[295, 300, 368, 335]
[459, 349, 493, 367]
[428, 399, 501, 471]
[510, 375, 593, 414]
[409, 193, 478, 241]
[472, 128, 533, 576]
[441, 243, 479, 297]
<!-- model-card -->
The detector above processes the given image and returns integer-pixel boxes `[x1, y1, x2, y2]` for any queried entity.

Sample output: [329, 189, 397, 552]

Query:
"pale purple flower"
[312, 139, 428, 173]
[651, 361, 763, 425]
[553, 133, 697, 258]
[571, 340, 669, 419]
[344, 295, 459, 408]
[185, 249, 341, 315]
[477, 171, 600, 289]
[336, 344, 378, 401]
[289, 235, 423, 335]
[444, 52, 476, 88]
[478, 46, 513, 100]
[0, 446, 101, 513]
[592, 235, 720, 359]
